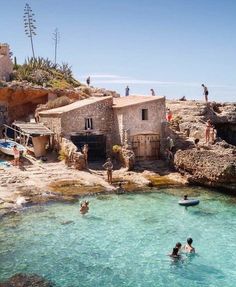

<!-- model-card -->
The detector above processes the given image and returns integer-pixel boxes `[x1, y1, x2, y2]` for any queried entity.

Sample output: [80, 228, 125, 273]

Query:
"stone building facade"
[39, 95, 166, 160]
[113, 96, 165, 160]
[39, 97, 114, 158]
[0, 43, 13, 81]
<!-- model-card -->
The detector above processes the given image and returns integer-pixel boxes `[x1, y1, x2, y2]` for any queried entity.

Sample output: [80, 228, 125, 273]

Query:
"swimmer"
[183, 238, 195, 253]
[80, 200, 89, 215]
[169, 242, 182, 258]
[183, 195, 188, 200]
[116, 182, 125, 194]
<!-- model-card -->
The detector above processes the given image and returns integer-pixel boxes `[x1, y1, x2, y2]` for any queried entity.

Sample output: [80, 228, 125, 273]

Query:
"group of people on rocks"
[170, 238, 195, 259]
[125, 86, 156, 97]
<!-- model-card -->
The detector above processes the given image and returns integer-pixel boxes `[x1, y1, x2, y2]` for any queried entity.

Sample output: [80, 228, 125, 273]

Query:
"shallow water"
[0, 187, 236, 287]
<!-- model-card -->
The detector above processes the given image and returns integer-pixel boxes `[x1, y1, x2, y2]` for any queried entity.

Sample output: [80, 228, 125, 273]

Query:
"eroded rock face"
[174, 146, 236, 191]
[0, 81, 120, 123]
[0, 273, 54, 287]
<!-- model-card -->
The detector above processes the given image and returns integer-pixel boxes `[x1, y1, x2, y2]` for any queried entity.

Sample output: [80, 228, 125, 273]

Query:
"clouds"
[80, 74, 236, 90]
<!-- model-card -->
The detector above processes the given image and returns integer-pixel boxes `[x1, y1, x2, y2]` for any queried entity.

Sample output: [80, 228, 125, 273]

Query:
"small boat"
[178, 199, 200, 207]
[0, 139, 26, 156]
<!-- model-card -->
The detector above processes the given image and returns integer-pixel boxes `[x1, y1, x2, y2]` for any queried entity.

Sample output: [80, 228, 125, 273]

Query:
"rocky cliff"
[167, 100, 236, 192]
[0, 81, 119, 123]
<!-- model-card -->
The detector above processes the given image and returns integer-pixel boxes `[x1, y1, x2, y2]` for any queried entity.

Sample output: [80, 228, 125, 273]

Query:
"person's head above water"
[187, 238, 193, 245]
[176, 242, 182, 249]
[172, 247, 179, 256]
[184, 195, 188, 200]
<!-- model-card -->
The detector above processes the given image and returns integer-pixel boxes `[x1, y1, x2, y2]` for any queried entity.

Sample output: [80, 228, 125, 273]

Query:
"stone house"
[113, 96, 165, 160]
[39, 95, 165, 161]
[0, 43, 13, 81]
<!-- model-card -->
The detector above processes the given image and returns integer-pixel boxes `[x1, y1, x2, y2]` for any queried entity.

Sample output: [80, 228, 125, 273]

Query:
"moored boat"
[0, 139, 26, 156]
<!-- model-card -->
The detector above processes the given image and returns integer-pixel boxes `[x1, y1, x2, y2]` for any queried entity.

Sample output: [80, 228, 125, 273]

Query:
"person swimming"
[80, 200, 89, 215]
[184, 238, 195, 253]
[183, 195, 188, 200]
[169, 242, 182, 258]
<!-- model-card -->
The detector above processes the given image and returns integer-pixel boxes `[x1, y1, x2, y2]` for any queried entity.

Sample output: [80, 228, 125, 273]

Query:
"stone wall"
[40, 97, 114, 152]
[113, 97, 165, 145]
[0, 44, 13, 81]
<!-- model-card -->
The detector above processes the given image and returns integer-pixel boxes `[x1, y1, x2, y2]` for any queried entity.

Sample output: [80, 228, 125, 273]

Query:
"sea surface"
[0, 187, 236, 287]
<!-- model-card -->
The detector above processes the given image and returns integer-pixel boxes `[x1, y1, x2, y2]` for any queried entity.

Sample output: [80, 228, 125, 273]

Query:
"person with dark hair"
[86, 76, 91, 86]
[183, 195, 188, 200]
[103, 158, 113, 184]
[13, 145, 20, 167]
[125, 86, 130, 96]
[169, 242, 182, 258]
[202, 84, 209, 102]
[184, 238, 195, 253]
[80, 200, 89, 215]
[150, 88, 155, 96]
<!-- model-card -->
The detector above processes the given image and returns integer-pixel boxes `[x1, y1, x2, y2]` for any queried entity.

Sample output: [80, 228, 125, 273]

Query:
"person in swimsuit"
[183, 238, 195, 253]
[13, 145, 20, 167]
[82, 144, 89, 167]
[202, 84, 209, 102]
[205, 120, 212, 144]
[169, 242, 182, 258]
[80, 200, 89, 215]
[103, 158, 113, 184]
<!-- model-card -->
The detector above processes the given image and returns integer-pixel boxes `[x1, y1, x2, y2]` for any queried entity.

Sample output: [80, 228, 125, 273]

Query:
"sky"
[1, 0, 236, 102]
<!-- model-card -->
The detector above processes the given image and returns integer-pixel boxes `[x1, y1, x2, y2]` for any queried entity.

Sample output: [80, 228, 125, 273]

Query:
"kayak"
[178, 199, 200, 207]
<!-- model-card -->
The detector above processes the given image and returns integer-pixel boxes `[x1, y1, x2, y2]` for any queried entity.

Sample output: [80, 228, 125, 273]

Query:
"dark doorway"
[70, 133, 106, 161]
[215, 123, 236, 146]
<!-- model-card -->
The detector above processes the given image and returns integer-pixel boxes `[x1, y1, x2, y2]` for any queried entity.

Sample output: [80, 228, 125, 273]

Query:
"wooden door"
[132, 134, 160, 160]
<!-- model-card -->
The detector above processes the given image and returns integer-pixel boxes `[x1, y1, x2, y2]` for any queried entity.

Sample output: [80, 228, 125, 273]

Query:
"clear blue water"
[0, 187, 236, 287]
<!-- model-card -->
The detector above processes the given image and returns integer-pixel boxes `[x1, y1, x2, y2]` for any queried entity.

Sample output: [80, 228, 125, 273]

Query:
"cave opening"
[215, 123, 236, 146]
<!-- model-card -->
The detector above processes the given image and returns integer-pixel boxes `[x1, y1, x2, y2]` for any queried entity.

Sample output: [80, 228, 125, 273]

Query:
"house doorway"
[131, 134, 160, 160]
[70, 133, 106, 161]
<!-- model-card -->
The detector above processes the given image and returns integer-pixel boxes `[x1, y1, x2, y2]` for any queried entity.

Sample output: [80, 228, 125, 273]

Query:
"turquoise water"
[0, 188, 236, 287]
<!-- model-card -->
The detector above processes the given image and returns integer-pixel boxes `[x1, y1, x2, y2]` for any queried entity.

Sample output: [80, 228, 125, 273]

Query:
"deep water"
[0, 187, 236, 287]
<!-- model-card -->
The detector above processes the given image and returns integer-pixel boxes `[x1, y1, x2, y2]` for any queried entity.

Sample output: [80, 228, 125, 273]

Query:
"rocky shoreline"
[0, 158, 188, 219]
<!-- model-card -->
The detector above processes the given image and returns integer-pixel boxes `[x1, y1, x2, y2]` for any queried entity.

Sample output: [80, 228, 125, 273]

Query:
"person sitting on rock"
[80, 200, 89, 215]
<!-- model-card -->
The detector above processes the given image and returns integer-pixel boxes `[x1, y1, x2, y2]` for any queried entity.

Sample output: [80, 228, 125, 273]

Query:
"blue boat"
[0, 139, 26, 156]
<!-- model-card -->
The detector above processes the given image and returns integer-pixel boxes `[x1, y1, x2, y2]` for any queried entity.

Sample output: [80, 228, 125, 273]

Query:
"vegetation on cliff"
[12, 57, 81, 89]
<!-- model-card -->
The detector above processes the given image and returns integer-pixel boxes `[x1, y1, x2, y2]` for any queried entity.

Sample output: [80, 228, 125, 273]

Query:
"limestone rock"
[0, 273, 54, 287]
[174, 147, 236, 191]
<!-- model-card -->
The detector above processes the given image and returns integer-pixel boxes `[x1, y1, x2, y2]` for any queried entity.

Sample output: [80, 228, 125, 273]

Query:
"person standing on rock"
[150, 88, 156, 96]
[202, 84, 209, 102]
[103, 158, 113, 184]
[86, 76, 91, 86]
[13, 145, 20, 167]
[125, 86, 130, 96]
[167, 136, 175, 152]
[82, 144, 89, 167]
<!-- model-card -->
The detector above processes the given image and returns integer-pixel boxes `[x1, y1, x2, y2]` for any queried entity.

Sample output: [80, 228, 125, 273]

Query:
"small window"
[85, 118, 93, 130]
[141, 109, 148, 120]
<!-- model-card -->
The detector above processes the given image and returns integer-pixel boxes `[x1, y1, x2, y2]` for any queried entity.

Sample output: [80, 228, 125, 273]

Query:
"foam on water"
[0, 187, 236, 287]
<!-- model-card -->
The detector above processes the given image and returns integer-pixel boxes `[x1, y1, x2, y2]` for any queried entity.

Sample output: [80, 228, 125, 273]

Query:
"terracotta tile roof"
[39, 96, 112, 115]
[113, 95, 164, 108]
